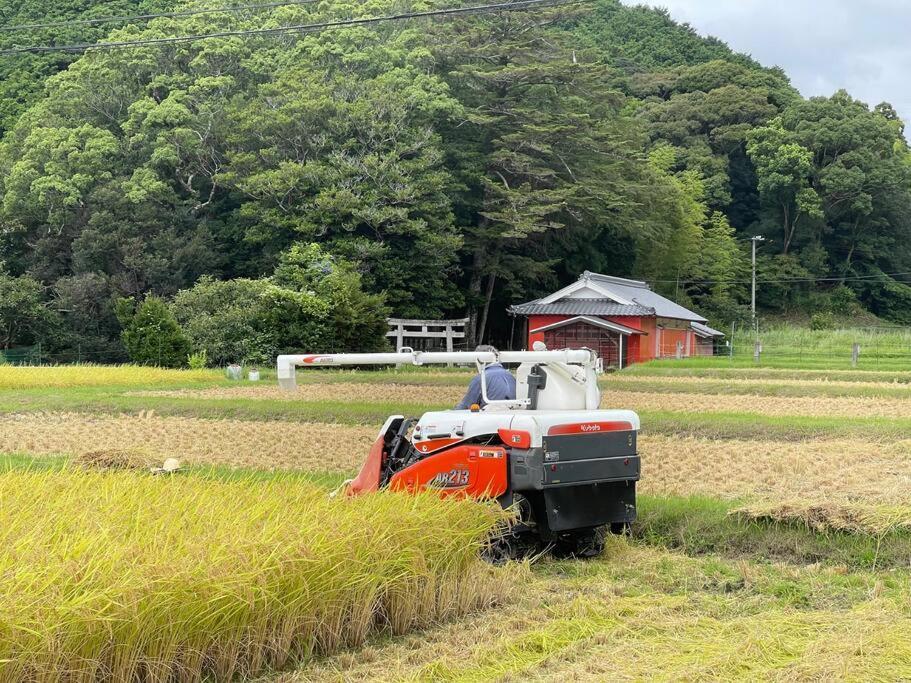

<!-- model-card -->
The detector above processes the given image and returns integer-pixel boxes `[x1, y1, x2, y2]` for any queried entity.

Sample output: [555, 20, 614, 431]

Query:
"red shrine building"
[508, 271, 724, 368]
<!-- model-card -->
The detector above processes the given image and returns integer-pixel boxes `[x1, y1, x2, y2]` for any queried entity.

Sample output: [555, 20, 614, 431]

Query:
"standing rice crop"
[0, 365, 220, 390]
[0, 470, 508, 682]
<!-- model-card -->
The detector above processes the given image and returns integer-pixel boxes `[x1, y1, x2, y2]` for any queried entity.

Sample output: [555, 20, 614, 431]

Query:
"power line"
[650, 272, 911, 286]
[0, 0, 581, 55]
[0, 0, 321, 33]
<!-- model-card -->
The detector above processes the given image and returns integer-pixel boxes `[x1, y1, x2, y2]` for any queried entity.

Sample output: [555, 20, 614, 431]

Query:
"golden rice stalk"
[0, 469, 511, 682]
[0, 364, 219, 389]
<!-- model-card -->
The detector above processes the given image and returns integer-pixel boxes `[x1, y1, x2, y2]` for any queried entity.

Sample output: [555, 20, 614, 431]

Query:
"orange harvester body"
[349, 435, 509, 499]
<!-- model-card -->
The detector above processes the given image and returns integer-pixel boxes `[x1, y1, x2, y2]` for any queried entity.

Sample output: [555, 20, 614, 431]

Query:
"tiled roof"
[529, 315, 647, 336]
[509, 299, 653, 317]
[584, 272, 707, 322]
[691, 321, 725, 337]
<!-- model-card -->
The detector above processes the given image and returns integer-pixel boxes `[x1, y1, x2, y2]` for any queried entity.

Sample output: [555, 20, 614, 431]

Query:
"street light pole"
[750, 235, 765, 331]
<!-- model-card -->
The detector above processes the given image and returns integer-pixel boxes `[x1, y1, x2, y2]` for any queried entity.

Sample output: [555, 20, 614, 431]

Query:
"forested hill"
[0, 0, 909, 363]
[0, 0, 176, 134]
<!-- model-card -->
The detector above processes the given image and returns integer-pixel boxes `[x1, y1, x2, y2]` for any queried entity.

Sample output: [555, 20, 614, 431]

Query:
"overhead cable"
[650, 272, 911, 286]
[0, 0, 320, 33]
[0, 0, 584, 54]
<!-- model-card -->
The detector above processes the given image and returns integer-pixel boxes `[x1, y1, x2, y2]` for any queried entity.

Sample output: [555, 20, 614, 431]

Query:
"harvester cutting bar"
[277, 349, 596, 390]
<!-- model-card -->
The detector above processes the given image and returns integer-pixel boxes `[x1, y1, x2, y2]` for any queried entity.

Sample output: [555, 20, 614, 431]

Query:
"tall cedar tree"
[433, 6, 660, 344]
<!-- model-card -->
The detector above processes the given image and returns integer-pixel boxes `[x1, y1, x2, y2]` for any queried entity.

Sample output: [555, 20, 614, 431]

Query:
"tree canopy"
[0, 0, 909, 359]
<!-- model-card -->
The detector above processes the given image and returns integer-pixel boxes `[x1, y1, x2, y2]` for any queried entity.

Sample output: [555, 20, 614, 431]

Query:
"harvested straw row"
[0, 413, 375, 471]
[128, 383, 463, 405]
[730, 501, 911, 535]
[132, 383, 911, 420]
[610, 373, 911, 392]
[640, 434, 911, 507]
[601, 389, 911, 419]
[8, 415, 911, 507]
[0, 470, 509, 683]
[0, 365, 219, 389]
[292, 539, 911, 681]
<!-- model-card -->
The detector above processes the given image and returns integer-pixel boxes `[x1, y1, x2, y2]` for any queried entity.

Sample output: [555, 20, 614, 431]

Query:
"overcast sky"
[623, 0, 910, 123]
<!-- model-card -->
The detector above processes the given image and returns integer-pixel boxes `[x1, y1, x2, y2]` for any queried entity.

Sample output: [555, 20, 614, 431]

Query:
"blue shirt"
[456, 363, 517, 409]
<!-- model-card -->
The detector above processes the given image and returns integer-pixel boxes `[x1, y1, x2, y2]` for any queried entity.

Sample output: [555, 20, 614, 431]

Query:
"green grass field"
[1, 358, 911, 680]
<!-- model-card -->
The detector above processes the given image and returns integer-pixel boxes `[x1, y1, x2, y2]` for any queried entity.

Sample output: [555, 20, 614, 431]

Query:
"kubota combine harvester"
[277, 345, 640, 557]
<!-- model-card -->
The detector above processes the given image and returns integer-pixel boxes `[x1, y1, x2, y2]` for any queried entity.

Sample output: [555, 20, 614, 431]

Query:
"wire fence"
[8, 326, 911, 372]
[725, 326, 911, 370]
[0, 344, 129, 366]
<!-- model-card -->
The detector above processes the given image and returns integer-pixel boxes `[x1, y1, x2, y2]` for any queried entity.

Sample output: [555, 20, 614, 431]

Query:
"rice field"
[128, 380, 911, 420]
[0, 470, 507, 682]
[0, 413, 374, 471]
[289, 539, 911, 681]
[2, 360, 911, 680]
[6, 414, 911, 514]
[0, 364, 221, 389]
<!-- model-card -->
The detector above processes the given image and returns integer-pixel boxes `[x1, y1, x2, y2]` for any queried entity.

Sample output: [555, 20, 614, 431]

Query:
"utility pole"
[750, 235, 765, 332]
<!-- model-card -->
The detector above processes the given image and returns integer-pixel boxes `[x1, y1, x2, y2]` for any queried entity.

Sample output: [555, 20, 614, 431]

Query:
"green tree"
[436, 5, 664, 343]
[272, 244, 389, 351]
[173, 244, 388, 364]
[688, 211, 746, 319]
[116, 295, 190, 367]
[0, 272, 57, 349]
[746, 117, 823, 254]
[50, 273, 126, 361]
[220, 22, 463, 318]
[0, 0, 178, 135]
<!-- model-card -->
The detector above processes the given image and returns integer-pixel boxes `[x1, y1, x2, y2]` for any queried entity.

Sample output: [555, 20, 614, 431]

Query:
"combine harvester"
[278, 345, 640, 557]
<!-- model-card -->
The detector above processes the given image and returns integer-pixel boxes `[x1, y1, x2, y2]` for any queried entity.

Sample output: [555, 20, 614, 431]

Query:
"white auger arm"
[276, 347, 602, 410]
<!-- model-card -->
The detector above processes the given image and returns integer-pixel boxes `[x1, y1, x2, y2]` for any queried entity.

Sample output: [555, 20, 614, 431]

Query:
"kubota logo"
[580, 424, 601, 432]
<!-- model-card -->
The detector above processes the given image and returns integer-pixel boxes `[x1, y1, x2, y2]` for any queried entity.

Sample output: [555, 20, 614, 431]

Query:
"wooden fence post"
[851, 343, 860, 367]
[753, 341, 761, 363]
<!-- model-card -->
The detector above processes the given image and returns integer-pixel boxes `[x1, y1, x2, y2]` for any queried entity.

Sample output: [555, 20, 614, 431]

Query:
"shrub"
[173, 244, 389, 366]
[172, 277, 326, 366]
[865, 278, 911, 324]
[0, 272, 59, 349]
[116, 296, 191, 368]
[828, 284, 859, 314]
[187, 349, 208, 369]
[809, 311, 836, 330]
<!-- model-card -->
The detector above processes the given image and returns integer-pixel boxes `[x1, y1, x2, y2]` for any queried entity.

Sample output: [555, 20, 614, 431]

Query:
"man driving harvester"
[455, 345, 517, 409]
[278, 345, 640, 558]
